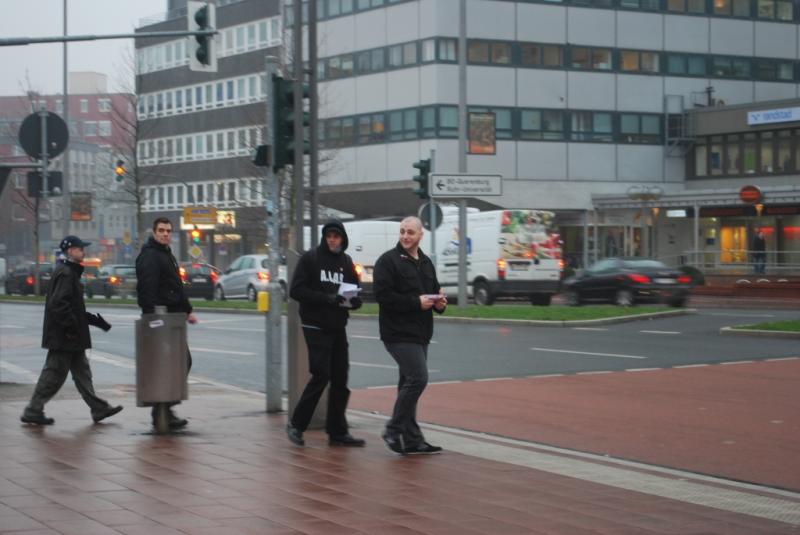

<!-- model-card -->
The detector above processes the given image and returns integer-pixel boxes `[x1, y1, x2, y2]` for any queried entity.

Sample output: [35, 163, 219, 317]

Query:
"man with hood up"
[285, 219, 365, 447]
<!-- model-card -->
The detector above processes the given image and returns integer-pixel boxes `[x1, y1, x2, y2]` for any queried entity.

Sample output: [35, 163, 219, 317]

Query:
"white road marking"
[530, 347, 647, 359]
[474, 377, 514, 382]
[673, 364, 709, 369]
[365, 384, 395, 390]
[703, 312, 776, 318]
[88, 351, 136, 369]
[350, 335, 380, 340]
[577, 370, 613, 375]
[191, 347, 256, 356]
[0, 361, 39, 382]
[765, 357, 800, 362]
[719, 360, 755, 365]
[640, 330, 681, 335]
[0, 324, 24, 329]
[625, 368, 661, 372]
[350, 361, 440, 373]
[572, 327, 608, 331]
[527, 374, 565, 379]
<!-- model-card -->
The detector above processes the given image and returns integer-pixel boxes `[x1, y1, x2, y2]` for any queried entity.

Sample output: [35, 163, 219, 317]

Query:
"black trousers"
[26, 349, 110, 417]
[290, 327, 350, 436]
[383, 342, 429, 449]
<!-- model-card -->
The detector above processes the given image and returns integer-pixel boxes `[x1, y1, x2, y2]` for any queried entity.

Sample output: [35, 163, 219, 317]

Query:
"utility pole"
[61, 0, 70, 240]
[457, 0, 468, 307]
[264, 56, 282, 413]
[309, 0, 319, 244]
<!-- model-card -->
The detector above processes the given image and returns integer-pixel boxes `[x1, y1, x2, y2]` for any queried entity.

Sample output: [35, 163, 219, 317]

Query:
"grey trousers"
[26, 349, 110, 417]
[383, 342, 429, 449]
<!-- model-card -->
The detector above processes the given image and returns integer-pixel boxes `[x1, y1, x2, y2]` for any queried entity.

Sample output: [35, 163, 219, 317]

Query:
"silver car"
[214, 254, 287, 302]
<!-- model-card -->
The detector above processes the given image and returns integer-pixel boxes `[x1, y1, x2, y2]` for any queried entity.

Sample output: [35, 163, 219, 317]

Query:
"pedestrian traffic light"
[272, 74, 310, 172]
[412, 158, 431, 199]
[114, 160, 126, 182]
[187, 1, 217, 72]
[190, 228, 202, 245]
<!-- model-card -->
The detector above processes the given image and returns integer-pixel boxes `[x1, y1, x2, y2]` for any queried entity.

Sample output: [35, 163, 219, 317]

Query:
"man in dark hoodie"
[21, 235, 123, 425]
[285, 219, 366, 447]
[136, 217, 197, 429]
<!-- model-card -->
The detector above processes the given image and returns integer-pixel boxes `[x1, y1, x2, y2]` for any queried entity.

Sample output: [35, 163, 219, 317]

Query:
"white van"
[422, 209, 563, 305]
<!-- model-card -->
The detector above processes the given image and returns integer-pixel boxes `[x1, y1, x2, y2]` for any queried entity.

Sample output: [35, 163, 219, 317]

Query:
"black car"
[4, 263, 53, 296]
[179, 262, 220, 300]
[561, 258, 691, 307]
[85, 265, 137, 299]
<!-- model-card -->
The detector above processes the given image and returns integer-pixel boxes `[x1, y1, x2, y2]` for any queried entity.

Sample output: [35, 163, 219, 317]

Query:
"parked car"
[179, 262, 220, 300]
[4, 263, 53, 296]
[561, 258, 691, 307]
[214, 254, 287, 302]
[85, 264, 137, 299]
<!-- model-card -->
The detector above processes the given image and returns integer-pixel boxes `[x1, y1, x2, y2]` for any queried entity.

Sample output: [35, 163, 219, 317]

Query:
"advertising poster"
[468, 112, 496, 155]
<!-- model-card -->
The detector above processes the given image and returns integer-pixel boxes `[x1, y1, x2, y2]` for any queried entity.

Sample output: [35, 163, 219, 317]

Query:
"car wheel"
[105, 286, 113, 299]
[215, 285, 226, 301]
[473, 281, 494, 306]
[564, 289, 581, 306]
[614, 289, 634, 307]
[247, 285, 257, 302]
[530, 293, 551, 306]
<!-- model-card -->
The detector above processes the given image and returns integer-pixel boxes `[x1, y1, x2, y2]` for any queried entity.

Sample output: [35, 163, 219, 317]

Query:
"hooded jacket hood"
[319, 219, 349, 253]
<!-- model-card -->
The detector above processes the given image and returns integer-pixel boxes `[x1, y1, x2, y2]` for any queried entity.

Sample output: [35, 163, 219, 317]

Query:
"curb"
[719, 326, 800, 339]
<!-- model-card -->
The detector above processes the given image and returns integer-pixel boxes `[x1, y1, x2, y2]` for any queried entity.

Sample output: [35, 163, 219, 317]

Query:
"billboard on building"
[468, 112, 496, 155]
[70, 192, 92, 221]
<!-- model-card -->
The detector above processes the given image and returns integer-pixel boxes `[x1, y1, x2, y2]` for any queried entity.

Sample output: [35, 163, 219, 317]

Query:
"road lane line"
[674, 364, 709, 368]
[719, 360, 755, 365]
[527, 374, 565, 379]
[350, 361, 440, 372]
[577, 371, 613, 375]
[765, 357, 800, 362]
[625, 368, 661, 372]
[572, 327, 608, 331]
[88, 351, 136, 369]
[474, 377, 514, 382]
[703, 312, 776, 318]
[640, 330, 681, 335]
[350, 335, 381, 340]
[0, 324, 24, 329]
[191, 347, 256, 356]
[0, 361, 39, 382]
[530, 347, 647, 359]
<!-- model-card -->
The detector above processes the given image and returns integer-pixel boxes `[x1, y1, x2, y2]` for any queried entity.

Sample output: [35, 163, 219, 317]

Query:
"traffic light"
[190, 228, 202, 245]
[26, 171, 63, 197]
[272, 74, 310, 172]
[114, 160, 126, 182]
[412, 158, 431, 199]
[187, 1, 216, 72]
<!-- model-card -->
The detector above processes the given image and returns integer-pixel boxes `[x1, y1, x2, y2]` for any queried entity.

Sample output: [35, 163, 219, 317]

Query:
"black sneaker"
[92, 405, 123, 423]
[329, 433, 366, 447]
[151, 408, 188, 429]
[21, 410, 54, 426]
[286, 423, 305, 446]
[405, 442, 442, 455]
[381, 431, 405, 455]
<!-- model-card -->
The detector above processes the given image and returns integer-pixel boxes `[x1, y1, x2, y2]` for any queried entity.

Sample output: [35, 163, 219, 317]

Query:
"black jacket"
[290, 220, 359, 332]
[42, 260, 107, 350]
[373, 242, 443, 344]
[135, 237, 193, 315]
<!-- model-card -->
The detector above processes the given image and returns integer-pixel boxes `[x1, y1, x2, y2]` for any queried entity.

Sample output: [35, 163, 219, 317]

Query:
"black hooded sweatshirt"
[290, 219, 359, 332]
[135, 236, 193, 315]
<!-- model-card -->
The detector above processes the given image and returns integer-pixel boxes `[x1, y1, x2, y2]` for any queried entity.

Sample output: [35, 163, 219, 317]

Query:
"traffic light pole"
[429, 149, 436, 266]
[264, 57, 282, 413]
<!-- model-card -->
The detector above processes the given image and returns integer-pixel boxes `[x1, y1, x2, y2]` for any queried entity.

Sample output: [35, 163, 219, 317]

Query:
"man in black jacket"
[136, 217, 196, 429]
[285, 219, 366, 447]
[21, 236, 123, 425]
[373, 216, 446, 455]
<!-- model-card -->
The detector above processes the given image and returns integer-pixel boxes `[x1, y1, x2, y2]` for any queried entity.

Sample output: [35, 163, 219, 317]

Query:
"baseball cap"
[60, 235, 91, 252]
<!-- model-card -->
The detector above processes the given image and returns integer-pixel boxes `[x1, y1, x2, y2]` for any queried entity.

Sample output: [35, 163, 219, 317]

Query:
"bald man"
[373, 216, 447, 455]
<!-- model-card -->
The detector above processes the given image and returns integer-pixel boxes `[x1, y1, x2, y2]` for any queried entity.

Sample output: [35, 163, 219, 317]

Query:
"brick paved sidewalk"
[1, 383, 799, 534]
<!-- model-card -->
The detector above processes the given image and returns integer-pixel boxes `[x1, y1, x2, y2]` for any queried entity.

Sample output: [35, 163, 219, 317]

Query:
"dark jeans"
[753, 253, 766, 274]
[290, 327, 350, 436]
[26, 350, 110, 417]
[151, 350, 192, 419]
[383, 342, 429, 449]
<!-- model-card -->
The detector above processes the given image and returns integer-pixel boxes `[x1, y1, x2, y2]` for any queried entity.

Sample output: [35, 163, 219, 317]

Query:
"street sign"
[19, 112, 69, 160]
[418, 201, 443, 231]
[430, 174, 502, 198]
[182, 206, 217, 225]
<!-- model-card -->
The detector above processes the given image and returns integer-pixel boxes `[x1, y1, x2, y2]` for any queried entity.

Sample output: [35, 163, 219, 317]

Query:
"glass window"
[341, 54, 354, 76]
[227, 80, 235, 101]
[714, 0, 731, 14]
[620, 51, 639, 72]
[439, 39, 457, 61]
[688, 56, 707, 75]
[760, 132, 774, 173]
[776, 0, 793, 19]
[402, 43, 417, 65]
[776, 131, 792, 172]
[592, 48, 612, 70]
[196, 87, 203, 107]
[371, 49, 384, 71]
[710, 136, 723, 175]
[439, 106, 459, 137]
[733, 0, 750, 15]
[571, 111, 612, 142]
[757, 0, 775, 17]
[725, 134, 741, 175]
[341, 118, 355, 145]
[357, 51, 371, 73]
[185, 88, 193, 108]
[388, 45, 403, 67]
[491, 42, 511, 64]
[422, 39, 436, 62]
[422, 107, 436, 138]
[571, 47, 590, 69]
[694, 143, 707, 177]
[468, 41, 490, 63]
[743, 133, 757, 174]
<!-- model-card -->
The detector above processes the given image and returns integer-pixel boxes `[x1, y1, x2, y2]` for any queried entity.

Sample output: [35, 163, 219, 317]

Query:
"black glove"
[326, 293, 346, 306]
[96, 313, 112, 332]
[349, 296, 363, 310]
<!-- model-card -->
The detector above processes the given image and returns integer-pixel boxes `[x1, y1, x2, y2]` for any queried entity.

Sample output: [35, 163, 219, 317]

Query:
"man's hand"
[187, 313, 198, 324]
[349, 296, 363, 310]
[434, 292, 447, 312]
[96, 313, 112, 331]
[326, 294, 346, 306]
[419, 295, 436, 310]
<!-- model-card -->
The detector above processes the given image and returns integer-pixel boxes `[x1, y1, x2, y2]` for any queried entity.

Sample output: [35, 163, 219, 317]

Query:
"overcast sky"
[0, 0, 167, 96]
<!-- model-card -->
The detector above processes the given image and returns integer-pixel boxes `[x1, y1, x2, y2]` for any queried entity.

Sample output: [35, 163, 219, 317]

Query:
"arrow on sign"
[436, 180, 445, 190]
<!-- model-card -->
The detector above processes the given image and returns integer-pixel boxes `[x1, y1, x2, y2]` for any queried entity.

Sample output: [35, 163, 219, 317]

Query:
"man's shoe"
[21, 411, 54, 426]
[286, 424, 304, 446]
[381, 431, 405, 455]
[329, 433, 366, 447]
[92, 405, 123, 423]
[405, 442, 443, 455]
[167, 413, 188, 429]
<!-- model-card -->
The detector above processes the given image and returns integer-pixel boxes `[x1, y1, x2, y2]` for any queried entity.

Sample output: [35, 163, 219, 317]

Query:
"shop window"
[520, 43, 563, 67]
[743, 133, 757, 174]
[725, 134, 741, 175]
[710, 136, 723, 175]
[760, 132, 775, 173]
[776, 131, 793, 172]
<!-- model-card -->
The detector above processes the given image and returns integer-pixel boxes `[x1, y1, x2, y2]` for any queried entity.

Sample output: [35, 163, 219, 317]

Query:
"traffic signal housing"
[190, 228, 202, 245]
[272, 74, 310, 172]
[412, 158, 431, 199]
[187, 1, 217, 72]
[114, 160, 126, 182]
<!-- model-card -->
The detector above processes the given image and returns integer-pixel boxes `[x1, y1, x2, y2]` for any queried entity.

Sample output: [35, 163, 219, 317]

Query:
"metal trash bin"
[135, 306, 188, 432]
